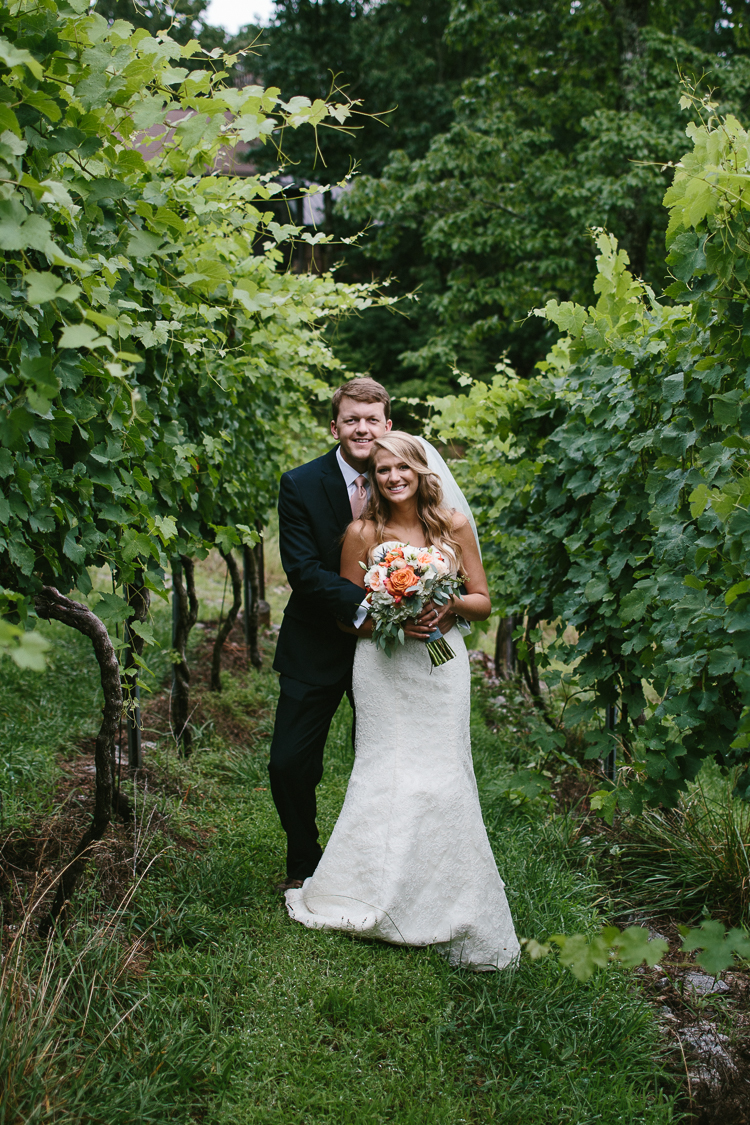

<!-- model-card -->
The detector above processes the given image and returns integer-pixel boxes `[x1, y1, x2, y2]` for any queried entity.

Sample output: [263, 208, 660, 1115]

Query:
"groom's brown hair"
[331, 377, 391, 421]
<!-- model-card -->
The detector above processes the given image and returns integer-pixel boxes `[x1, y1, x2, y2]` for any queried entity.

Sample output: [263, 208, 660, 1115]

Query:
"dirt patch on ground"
[0, 743, 171, 940]
[0, 619, 272, 946]
[190, 618, 257, 682]
[140, 618, 274, 748]
[551, 766, 600, 816]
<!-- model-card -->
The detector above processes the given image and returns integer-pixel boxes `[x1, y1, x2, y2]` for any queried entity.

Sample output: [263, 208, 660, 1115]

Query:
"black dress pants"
[268, 672, 354, 880]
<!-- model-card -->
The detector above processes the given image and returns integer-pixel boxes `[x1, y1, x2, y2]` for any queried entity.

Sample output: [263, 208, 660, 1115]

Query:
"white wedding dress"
[285, 543, 520, 971]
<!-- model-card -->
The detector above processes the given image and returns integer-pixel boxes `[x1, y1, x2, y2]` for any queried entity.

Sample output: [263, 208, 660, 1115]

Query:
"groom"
[269, 377, 393, 889]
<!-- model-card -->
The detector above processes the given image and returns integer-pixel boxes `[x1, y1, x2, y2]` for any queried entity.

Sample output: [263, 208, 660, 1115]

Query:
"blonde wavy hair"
[361, 432, 463, 566]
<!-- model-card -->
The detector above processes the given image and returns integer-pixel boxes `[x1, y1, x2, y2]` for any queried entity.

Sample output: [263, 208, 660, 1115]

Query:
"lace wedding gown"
[285, 544, 520, 971]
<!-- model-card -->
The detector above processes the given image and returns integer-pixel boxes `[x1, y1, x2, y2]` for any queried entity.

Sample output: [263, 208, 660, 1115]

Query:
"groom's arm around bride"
[268, 378, 392, 888]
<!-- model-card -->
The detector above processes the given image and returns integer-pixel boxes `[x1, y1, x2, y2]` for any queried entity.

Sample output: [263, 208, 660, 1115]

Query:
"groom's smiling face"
[331, 397, 391, 470]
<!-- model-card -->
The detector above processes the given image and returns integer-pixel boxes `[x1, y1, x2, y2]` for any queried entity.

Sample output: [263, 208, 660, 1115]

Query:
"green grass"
[0, 620, 102, 827]
[104, 664, 677, 1124]
[1, 622, 681, 1123]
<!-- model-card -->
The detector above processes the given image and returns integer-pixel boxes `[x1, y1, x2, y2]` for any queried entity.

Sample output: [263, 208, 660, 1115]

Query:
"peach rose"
[386, 566, 417, 597]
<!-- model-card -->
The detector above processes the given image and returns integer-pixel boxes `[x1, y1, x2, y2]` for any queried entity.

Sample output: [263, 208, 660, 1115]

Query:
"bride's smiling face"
[373, 450, 419, 505]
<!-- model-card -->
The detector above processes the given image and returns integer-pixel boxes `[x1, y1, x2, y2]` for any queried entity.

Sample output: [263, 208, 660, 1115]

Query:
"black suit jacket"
[273, 446, 365, 686]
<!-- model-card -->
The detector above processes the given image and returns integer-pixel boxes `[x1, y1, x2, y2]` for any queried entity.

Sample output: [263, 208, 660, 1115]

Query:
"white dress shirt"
[337, 447, 370, 629]
[336, 446, 370, 507]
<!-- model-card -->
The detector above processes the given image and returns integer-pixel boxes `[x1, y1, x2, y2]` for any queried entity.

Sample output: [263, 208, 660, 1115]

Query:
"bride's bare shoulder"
[343, 519, 378, 547]
[450, 510, 470, 532]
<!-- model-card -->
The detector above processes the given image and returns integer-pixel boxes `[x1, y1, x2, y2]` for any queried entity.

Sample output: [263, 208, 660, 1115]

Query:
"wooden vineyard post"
[171, 556, 181, 704]
[124, 575, 149, 772]
[124, 623, 142, 772]
[255, 524, 265, 602]
[243, 545, 251, 648]
[605, 704, 617, 783]
[256, 529, 270, 628]
[171, 557, 197, 756]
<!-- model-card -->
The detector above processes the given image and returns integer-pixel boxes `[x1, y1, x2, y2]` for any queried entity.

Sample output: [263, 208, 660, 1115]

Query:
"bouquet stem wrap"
[425, 627, 456, 668]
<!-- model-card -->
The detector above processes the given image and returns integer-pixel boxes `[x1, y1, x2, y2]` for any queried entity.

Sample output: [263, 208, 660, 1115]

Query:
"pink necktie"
[350, 474, 367, 519]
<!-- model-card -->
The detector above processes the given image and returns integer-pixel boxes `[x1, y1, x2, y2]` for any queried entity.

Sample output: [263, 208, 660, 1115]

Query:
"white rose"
[431, 553, 450, 576]
[364, 565, 385, 589]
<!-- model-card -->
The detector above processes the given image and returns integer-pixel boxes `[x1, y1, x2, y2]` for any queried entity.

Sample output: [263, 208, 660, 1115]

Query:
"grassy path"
[120, 662, 679, 1124]
[2, 633, 681, 1123]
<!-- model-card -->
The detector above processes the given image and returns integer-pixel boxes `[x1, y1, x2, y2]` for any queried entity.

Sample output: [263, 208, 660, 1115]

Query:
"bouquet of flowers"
[361, 542, 465, 668]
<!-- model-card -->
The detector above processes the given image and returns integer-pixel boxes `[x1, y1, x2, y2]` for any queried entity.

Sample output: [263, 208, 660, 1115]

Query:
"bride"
[285, 432, 520, 970]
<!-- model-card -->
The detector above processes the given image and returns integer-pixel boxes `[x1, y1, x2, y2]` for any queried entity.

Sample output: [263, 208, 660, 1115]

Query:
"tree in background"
[221, 0, 750, 406]
[94, 0, 227, 50]
[88, 2, 750, 406]
[343, 0, 750, 394]
[224, 0, 478, 422]
[236, 0, 475, 181]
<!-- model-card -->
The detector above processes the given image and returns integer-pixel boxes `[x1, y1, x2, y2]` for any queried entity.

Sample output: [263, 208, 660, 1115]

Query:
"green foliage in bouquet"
[429, 87, 750, 810]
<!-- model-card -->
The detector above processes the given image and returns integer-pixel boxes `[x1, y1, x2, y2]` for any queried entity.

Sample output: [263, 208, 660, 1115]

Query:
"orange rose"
[386, 566, 417, 596]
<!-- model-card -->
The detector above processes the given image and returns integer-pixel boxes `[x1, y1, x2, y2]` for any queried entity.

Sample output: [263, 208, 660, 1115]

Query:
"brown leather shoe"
[275, 878, 304, 893]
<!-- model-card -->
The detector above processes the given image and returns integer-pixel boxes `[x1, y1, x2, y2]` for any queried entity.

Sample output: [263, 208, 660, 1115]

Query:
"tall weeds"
[0, 863, 156, 1124]
[0, 929, 67, 1121]
[614, 773, 750, 926]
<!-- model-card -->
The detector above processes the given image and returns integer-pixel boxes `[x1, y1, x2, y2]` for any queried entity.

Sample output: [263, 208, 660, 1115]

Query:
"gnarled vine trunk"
[171, 556, 198, 756]
[210, 548, 242, 692]
[495, 615, 519, 680]
[243, 543, 262, 670]
[35, 587, 122, 935]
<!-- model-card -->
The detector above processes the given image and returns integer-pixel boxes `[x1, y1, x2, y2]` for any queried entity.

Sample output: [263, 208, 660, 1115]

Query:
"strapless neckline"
[372, 539, 457, 564]
[377, 539, 430, 550]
